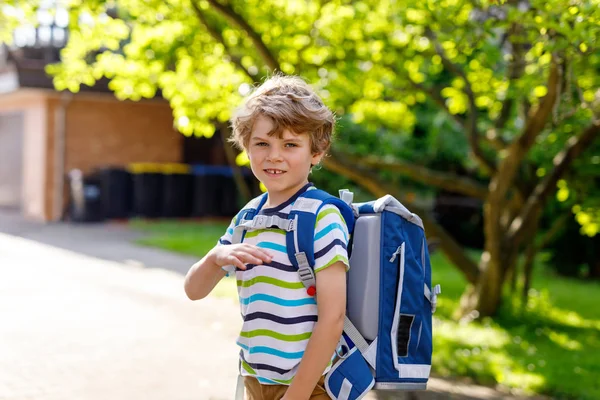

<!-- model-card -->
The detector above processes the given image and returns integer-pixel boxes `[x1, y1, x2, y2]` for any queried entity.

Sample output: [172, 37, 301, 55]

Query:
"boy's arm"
[184, 248, 227, 301]
[282, 261, 346, 400]
[184, 243, 273, 300]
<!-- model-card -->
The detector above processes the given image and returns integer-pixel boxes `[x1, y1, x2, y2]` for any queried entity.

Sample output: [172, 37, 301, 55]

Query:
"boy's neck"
[263, 181, 311, 209]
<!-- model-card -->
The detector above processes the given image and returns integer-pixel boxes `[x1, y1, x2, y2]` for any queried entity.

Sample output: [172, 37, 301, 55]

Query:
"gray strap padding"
[424, 284, 441, 313]
[231, 225, 245, 245]
[338, 189, 354, 205]
[373, 195, 424, 229]
[343, 316, 376, 370]
[231, 215, 296, 245]
[290, 197, 323, 213]
[295, 252, 316, 289]
[238, 215, 296, 231]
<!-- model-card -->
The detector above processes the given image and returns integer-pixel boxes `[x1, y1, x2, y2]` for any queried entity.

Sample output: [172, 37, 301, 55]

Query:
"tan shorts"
[244, 375, 330, 400]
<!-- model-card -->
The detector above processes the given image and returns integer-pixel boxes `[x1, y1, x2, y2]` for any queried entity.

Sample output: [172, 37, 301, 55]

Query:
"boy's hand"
[212, 244, 273, 270]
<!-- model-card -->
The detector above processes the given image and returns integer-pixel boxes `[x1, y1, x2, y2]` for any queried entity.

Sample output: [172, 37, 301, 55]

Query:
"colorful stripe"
[239, 293, 316, 306]
[314, 254, 349, 272]
[243, 312, 318, 325]
[314, 239, 347, 259]
[245, 228, 286, 239]
[240, 329, 312, 342]
[237, 277, 304, 289]
[243, 261, 297, 272]
[257, 242, 287, 253]
[240, 354, 290, 375]
[315, 207, 344, 226]
[237, 342, 305, 359]
[315, 222, 348, 242]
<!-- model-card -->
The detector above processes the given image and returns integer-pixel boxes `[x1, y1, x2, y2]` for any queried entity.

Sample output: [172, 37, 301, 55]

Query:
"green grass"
[132, 220, 600, 399]
[131, 218, 231, 257]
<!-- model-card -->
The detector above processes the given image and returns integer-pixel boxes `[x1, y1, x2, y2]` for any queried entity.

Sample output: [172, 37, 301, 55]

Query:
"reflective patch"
[292, 197, 323, 214]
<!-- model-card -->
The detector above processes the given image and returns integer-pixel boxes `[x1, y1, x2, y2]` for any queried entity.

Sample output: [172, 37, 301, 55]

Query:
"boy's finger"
[240, 253, 263, 265]
[229, 255, 246, 270]
[251, 247, 274, 260]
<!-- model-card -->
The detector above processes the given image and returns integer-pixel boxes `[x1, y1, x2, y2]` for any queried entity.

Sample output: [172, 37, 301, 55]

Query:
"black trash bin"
[129, 163, 163, 218]
[192, 165, 258, 217]
[67, 169, 104, 223]
[97, 167, 132, 219]
[244, 169, 262, 198]
[219, 167, 259, 216]
[219, 167, 239, 217]
[161, 163, 193, 218]
[191, 165, 222, 217]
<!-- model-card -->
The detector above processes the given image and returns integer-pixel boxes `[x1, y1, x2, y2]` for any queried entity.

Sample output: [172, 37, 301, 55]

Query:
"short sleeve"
[218, 215, 238, 275]
[313, 204, 350, 273]
[218, 215, 237, 246]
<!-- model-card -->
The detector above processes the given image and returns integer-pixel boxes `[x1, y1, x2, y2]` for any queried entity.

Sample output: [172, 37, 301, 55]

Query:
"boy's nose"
[267, 147, 283, 162]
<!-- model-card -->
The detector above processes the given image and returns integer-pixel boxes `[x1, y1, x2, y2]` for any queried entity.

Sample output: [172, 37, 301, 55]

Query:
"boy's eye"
[255, 142, 268, 147]
[285, 143, 298, 148]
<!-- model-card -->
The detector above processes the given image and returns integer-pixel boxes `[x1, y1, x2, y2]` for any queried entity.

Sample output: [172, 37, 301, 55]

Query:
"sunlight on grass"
[131, 219, 229, 258]
[547, 330, 582, 351]
[131, 221, 600, 399]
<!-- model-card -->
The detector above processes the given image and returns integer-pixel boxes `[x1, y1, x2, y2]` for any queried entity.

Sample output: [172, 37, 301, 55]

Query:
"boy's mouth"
[264, 169, 286, 176]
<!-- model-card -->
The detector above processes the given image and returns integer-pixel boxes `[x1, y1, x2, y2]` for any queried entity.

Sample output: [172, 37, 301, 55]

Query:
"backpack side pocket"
[325, 347, 375, 400]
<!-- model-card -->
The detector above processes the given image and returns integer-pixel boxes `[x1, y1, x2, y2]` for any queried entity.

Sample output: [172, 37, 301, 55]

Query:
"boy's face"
[247, 114, 323, 205]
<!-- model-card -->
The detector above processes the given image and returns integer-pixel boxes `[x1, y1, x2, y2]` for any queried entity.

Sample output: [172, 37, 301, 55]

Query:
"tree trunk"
[459, 251, 503, 319]
[217, 124, 251, 204]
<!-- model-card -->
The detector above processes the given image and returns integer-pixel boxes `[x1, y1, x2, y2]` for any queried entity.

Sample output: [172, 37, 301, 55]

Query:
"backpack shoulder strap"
[286, 189, 355, 273]
[231, 193, 268, 244]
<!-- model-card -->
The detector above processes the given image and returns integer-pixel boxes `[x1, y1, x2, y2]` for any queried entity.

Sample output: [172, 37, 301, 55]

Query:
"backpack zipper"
[389, 244, 404, 262]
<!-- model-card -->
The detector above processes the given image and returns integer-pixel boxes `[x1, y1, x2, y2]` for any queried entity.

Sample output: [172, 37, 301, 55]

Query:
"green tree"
[2, 0, 599, 318]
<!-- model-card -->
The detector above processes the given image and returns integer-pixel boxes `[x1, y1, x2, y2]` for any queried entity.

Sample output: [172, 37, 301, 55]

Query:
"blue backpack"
[231, 188, 440, 400]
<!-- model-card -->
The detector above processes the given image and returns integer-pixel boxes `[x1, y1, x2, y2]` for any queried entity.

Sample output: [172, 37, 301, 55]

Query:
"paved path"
[0, 211, 545, 399]
[0, 209, 199, 275]
[0, 232, 241, 400]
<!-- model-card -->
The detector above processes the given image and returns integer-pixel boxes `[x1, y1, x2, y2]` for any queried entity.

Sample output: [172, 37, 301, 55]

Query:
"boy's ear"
[311, 151, 325, 167]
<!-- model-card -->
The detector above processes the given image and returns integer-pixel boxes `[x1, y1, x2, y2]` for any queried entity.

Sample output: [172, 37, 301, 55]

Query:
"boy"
[184, 75, 349, 400]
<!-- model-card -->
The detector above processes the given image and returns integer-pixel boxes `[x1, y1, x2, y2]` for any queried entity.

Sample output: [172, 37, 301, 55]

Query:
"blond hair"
[230, 75, 334, 154]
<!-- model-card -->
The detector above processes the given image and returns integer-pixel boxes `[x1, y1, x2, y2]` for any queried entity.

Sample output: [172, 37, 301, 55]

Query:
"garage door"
[0, 112, 24, 209]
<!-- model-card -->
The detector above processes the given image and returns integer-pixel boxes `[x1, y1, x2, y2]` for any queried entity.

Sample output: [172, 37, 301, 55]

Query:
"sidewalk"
[0, 232, 242, 400]
[0, 211, 546, 399]
[0, 208, 199, 275]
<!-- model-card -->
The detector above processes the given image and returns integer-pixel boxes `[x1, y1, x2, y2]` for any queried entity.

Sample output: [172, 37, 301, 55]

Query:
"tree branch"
[488, 55, 562, 210]
[426, 28, 496, 175]
[507, 121, 600, 243]
[410, 79, 508, 152]
[484, 129, 509, 150]
[521, 211, 569, 301]
[205, 0, 281, 72]
[217, 122, 252, 203]
[408, 79, 469, 130]
[494, 23, 526, 131]
[338, 151, 489, 200]
[191, 1, 257, 82]
[323, 151, 481, 284]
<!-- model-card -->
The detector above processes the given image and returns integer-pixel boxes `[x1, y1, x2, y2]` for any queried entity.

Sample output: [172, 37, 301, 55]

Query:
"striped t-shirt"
[218, 183, 350, 385]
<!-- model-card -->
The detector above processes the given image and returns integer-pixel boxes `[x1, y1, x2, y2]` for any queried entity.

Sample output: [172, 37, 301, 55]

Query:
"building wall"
[0, 90, 49, 221]
[0, 112, 24, 208]
[0, 89, 182, 221]
[57, 96, 181, 173]
[45, 94, 182, 221]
